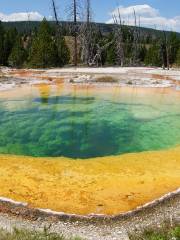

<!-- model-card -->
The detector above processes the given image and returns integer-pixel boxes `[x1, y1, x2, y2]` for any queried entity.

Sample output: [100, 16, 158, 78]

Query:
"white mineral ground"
[0, 67, 180, 90]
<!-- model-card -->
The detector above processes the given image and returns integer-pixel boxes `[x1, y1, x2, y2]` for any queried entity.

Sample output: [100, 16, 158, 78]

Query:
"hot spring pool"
[0, 83, 180, 158]
[0, 82, 179, 215]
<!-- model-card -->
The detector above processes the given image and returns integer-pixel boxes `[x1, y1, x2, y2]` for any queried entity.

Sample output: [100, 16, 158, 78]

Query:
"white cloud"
[0, 11, 44, 22]
[107, 4, 180, 32]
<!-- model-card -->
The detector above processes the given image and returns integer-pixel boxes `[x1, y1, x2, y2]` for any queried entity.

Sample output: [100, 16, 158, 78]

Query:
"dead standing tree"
[80, 0, 110, 66]
[80, 0, 93, 65]
[91, 41, 113, 67]
[52, 0, 59, 26]
[159, 30, 170, 70]
[51, 0, 63, 40]
[73, 0, 78, 66]
[132, 9, 140, 65]
[67, 0, 82, 66]
[112, 8, 125, 67]
[163, 30, 170, 70]
[51, 0, 64, 64]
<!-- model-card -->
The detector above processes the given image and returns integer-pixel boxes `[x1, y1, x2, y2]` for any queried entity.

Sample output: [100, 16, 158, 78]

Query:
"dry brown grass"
[95, 76, 118, 83]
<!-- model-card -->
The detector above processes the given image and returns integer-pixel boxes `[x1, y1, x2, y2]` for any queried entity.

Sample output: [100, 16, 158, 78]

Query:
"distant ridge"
[2, 21, 180, 38]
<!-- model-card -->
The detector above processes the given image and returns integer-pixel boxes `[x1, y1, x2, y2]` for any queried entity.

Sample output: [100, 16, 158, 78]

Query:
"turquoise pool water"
[0, 85, 180, 158]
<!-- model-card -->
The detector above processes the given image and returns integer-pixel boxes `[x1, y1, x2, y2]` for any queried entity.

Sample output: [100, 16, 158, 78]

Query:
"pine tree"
[8, 35, 27, 67]
[168, 32, 180, 65]
[106, 45, 116, 65]
[28, 18, 58, 68]
[3, 28, 17, 65]
[0, 21, 5, 65]
[145, 42, 162, 67]
[56, 37, 70, 66]
[176, 47, 180, 66]
[106, 39, 116, 65]
[139, 45, 147, 63]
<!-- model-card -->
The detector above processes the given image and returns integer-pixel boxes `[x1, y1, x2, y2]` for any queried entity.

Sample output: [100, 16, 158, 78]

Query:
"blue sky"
[0, 0, 180, 31]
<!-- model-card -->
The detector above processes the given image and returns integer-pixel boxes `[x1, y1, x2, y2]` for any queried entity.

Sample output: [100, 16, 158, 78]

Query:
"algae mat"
[0, 148, 180, 215]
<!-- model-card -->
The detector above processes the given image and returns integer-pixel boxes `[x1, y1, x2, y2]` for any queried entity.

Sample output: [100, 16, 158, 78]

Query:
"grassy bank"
[129, 225, 180, 240]
[0, 228, 82, 240]
[0, 225, 179, 240]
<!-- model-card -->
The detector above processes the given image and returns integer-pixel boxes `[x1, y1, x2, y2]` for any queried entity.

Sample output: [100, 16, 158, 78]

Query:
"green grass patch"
[129, 225, 180, 240]
[0, 228, 83, 240]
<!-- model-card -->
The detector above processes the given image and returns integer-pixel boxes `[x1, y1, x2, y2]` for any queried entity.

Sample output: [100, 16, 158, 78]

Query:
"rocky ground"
[0, 191, 179, 240]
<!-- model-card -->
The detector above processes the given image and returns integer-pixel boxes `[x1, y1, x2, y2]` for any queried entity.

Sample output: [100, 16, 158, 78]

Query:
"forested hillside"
[3, 21, 180, 38]
[1, 18, 180, 68]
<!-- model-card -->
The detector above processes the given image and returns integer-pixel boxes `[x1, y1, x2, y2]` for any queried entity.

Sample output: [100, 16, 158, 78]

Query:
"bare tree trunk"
[163, 31, 170, 70]
[79, 0, 93, 65]
[113, 9, 124, 67]
[138, 16, 141, 64]
[51, 0, 62, 65]
[166, 45, 170, 70]
[86, 0, 91, 65]
[165, 38, 170, 70]
[92, 41, 113, 67]
[73, 0, 78, 66]
[132, 9, 139, 65]
[52, 0, 59, 26]
[160, 42, 165, 69]
[87, 0, 90, 23]
[51, 0, 63, 37]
